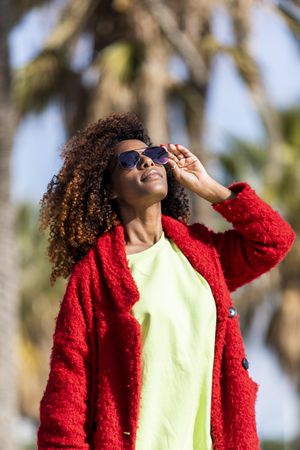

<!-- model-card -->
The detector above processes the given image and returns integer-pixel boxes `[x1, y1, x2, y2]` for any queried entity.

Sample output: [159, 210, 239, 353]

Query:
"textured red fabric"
[37, 181, 296, 450]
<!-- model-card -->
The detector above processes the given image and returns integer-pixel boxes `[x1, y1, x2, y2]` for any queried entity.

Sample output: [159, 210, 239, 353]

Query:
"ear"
[109, 191, 118, 200]
[106, 185, 118, 200]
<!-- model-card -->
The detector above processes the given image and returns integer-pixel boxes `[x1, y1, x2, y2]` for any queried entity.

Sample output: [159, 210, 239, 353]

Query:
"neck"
[118, 202, 163, 246]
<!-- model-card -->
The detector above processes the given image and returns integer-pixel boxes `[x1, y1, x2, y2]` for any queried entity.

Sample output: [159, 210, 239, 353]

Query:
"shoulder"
[162, 214, 213, 247]
[70, 225, 120, 282]
[68, 243, 99, 289]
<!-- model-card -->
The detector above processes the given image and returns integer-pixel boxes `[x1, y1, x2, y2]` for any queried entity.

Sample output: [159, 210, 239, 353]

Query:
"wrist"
[195, 177, 237, 203]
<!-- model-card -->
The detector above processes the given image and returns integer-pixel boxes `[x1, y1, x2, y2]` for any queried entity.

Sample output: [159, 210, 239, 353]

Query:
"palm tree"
[0, 1, 51, 448]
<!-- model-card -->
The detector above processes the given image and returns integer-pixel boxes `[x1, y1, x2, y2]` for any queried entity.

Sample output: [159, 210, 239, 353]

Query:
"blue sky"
[9, 2, 300, 440]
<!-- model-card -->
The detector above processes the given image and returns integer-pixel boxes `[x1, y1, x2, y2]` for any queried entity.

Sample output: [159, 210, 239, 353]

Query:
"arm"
[37, 263, 92, 449]
[208, 181, 296, 292]
[163, 144, 296, 292]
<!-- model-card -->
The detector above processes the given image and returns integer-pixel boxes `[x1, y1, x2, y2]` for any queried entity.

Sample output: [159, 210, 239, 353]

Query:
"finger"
[174, 144, 194, 158]
[167, 150, 180, 163]
[169, 144, 192, 164]
[168, 160, 180, 173]
[168, 143, 183, 159]
[166, 157, 180, 173]
[175, 146, 199, 166]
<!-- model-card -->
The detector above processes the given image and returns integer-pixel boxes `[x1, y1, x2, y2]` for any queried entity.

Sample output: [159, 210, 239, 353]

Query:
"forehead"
[113, 139, 147, 154]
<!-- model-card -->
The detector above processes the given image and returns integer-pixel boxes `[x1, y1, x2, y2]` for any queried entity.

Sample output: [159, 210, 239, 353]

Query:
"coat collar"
[95, 214, 228, 320]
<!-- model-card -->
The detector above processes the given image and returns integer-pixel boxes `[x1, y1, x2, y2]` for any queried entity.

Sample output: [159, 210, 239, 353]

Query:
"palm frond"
[280, 107, 300, 147]
[97, 40, 145, 83]
[13, 48, 66, 113]
[219, 136, 266, 179]
[45, 0, 95, 50]
[277, 1, 300, 41]
[266, 287, 300, 387]
[13, 48, 75, 114]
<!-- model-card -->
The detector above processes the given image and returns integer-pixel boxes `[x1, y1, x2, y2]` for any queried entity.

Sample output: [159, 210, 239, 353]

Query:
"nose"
[138, 154, 155, 169]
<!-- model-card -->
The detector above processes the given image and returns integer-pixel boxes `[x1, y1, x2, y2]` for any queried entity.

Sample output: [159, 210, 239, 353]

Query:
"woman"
[37, 111, 295, 450]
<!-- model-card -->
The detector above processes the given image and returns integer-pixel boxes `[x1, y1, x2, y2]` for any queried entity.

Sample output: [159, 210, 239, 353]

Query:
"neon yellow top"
[127, 231, 216, 450]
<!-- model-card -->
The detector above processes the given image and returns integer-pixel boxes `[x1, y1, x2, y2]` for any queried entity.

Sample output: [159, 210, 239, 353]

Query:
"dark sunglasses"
[114, 146, 169, 170]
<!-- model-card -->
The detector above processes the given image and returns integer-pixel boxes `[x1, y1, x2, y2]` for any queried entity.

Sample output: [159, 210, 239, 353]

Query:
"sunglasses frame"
[113, 146, 169, 171]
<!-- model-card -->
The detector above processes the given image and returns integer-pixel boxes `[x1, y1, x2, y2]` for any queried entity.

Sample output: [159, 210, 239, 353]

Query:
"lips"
[141, 168, 162, 181]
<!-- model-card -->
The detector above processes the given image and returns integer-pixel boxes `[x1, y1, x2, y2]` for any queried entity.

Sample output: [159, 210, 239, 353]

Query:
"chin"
[150, 190, 168, 204]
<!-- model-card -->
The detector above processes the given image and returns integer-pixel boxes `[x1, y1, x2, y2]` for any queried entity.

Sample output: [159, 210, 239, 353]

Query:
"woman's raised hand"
[162, 143, 211, 194]
[161, 143, 236, 203]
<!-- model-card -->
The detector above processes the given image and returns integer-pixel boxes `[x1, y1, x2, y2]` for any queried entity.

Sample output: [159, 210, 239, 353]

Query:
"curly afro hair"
[39, 111, 191, 285]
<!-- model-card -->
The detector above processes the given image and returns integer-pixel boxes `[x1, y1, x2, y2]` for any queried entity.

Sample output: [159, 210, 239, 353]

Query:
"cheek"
[112, 173, 138, 198]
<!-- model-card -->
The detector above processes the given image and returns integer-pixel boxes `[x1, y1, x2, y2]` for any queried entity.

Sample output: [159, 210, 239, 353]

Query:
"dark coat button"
[228, 306, 237, 318]
[242, 358, 249, 370]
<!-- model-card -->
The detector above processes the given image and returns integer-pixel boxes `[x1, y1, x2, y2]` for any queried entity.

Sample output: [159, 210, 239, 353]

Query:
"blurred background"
[0, 0, 299, 449]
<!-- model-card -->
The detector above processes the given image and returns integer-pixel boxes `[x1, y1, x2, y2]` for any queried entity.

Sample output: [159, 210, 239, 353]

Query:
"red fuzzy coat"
[37, 181, 296, 450]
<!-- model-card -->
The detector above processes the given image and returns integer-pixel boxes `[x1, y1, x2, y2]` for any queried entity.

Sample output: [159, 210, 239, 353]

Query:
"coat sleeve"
[37, 262, 92, 449]
[207, 181, 296, 292]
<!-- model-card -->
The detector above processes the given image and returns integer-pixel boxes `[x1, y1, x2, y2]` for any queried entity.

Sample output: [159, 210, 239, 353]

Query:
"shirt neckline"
[126, 231, 166, 260]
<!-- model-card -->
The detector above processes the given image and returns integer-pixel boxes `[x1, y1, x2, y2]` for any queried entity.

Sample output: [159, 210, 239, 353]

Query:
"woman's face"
[107, 139, 168, 210]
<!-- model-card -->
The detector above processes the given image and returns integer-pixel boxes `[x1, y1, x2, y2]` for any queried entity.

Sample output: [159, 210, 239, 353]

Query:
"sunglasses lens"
[118, 151, 139, 169]
[144, 146, 168, 165]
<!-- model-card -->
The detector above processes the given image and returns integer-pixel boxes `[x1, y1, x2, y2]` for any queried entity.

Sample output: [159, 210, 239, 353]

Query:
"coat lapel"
[96, 223, 140, 312]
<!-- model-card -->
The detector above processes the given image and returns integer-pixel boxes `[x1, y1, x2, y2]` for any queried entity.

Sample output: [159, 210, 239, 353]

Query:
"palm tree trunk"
[0, 6, 20, 450]
[140, 0, 209, 88]
[135, 13, 170, 143]
[185, 94, 210, 223]
[182, 2, 215, 223]
[229, 1, 283, 187]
